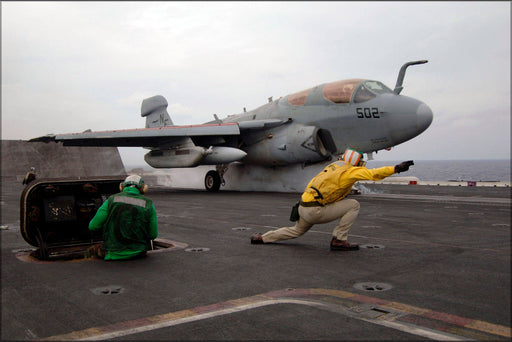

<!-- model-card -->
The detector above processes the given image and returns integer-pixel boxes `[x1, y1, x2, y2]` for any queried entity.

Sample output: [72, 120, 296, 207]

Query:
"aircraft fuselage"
[221, 78, 432, 166]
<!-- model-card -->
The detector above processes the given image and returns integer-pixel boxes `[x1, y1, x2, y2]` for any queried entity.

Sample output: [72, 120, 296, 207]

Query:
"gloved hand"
[395, 160, 414, 173]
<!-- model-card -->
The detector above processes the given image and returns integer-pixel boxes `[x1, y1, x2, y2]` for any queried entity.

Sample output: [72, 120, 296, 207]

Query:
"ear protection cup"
[119, 182, 125, 192]
[140, 183, 148, 194]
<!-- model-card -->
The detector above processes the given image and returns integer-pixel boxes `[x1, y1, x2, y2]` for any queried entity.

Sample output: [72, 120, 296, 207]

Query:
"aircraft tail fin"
[141, 95, 174, 128]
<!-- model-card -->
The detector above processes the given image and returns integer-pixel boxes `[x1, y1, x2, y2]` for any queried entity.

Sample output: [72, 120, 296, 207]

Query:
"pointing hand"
[395, 160, 414, 173]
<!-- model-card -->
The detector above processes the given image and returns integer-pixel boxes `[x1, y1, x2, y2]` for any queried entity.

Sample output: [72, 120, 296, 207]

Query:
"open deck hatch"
[20, 177, 125, 260]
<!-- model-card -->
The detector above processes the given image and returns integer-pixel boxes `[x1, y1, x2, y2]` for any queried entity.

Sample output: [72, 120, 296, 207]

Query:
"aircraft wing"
[30, 123, 241, 148]
[30, 119, 290, 148]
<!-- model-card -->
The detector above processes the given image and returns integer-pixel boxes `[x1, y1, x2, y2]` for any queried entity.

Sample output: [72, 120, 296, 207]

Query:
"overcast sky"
[2, 1, 510, 165]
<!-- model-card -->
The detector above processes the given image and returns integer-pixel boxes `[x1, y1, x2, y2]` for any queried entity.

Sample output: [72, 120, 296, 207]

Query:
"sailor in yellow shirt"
[251, 148, 414, 251]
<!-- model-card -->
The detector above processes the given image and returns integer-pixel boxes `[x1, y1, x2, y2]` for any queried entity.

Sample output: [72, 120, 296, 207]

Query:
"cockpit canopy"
[353, 80, 394, 103]
[287, 79, 393, 106]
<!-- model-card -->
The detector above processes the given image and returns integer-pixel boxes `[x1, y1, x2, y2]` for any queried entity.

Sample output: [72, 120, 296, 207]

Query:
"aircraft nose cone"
[417, 103, 433, 132]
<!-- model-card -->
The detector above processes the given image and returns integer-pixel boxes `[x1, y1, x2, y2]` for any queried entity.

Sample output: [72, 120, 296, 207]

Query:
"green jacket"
[89, 187, 158, 260]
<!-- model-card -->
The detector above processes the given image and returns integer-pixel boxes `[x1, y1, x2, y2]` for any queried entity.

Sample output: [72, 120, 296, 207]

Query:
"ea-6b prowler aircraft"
[32, 60, 433, 192]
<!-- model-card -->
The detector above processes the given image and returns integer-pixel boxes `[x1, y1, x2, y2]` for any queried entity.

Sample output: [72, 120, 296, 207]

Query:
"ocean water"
[129, 159, 511, 188]
[365, 159, 511, 182]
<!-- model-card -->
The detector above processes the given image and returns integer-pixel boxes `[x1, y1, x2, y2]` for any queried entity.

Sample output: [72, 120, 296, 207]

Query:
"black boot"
[250, 233, 264, 244]
[330, 237, 359, 251]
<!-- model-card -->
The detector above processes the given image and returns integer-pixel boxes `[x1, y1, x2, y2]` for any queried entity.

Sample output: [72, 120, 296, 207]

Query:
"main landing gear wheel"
[205, 171, 221, 192]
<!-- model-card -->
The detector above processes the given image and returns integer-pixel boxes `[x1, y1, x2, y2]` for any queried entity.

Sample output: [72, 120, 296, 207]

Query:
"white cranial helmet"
[120, 175, 148, 194]
[342, 148, 366, 167]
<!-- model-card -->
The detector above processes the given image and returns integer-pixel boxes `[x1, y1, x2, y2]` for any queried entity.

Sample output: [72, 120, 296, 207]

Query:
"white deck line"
[76, 298, 469, 341]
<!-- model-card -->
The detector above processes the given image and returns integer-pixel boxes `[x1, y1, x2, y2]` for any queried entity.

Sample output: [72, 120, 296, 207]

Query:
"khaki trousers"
[261, 198, 360, 243]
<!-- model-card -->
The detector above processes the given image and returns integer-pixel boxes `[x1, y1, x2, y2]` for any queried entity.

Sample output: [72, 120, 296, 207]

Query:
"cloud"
[1, 1, 510, 161]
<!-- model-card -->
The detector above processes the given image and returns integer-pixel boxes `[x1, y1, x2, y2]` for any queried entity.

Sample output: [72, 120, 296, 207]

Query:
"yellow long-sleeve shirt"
[301, 161, 395, 205]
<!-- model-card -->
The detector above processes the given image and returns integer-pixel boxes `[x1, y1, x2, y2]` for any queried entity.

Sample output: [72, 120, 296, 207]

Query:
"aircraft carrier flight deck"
[2, 179, 511, 341]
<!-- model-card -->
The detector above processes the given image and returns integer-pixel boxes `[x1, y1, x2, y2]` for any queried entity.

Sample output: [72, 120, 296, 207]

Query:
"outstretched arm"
[345, 160, 414, 182]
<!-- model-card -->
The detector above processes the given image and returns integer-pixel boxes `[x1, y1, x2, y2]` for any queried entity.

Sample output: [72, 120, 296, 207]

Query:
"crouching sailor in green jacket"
[88, 175, 158, 260]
